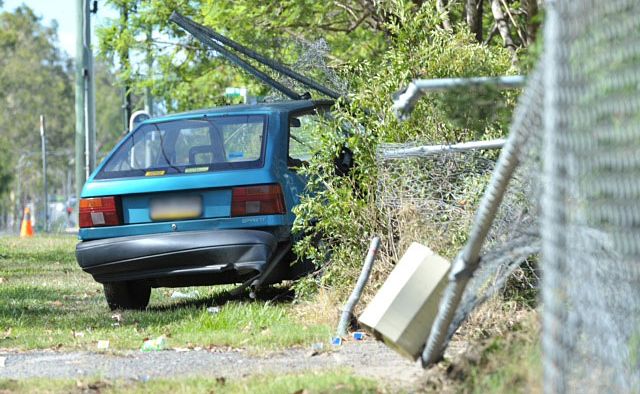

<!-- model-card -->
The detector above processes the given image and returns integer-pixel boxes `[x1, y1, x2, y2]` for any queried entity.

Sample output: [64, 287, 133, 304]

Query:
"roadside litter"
[141, 336, 167, 352]
[111, 313, 122, 327]
[97, 340, 110, 350]
[308, 342, 324, 357]
[170, 290, 199, 299]
[352, 332, 365, 341]
[206, 306, 220, 314]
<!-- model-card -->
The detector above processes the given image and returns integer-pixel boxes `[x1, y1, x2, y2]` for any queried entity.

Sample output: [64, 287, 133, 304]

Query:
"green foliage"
[95, 60, 130, 162]
[292, 2, 515, 296]
[0, 5, 75, 226]
[0, 5, 124, 227]
[0, 144, 12, 196]
[97, 0, 396, 111]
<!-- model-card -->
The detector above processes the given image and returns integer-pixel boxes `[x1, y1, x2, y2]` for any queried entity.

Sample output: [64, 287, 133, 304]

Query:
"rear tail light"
[79, 197, 121, 228]
[231, 184, 286, 217]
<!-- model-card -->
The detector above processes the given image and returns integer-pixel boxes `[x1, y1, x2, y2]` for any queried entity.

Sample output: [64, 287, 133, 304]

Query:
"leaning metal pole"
[337, 237, 381, 337]
[540, 2, 566, 392]
[170, 12, 342, 100]
[418, 70, 542, 366]
[169, 13, 303, 100]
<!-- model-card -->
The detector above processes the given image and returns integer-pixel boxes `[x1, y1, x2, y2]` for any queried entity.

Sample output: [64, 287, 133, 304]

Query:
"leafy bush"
[292, 3, 516, 298]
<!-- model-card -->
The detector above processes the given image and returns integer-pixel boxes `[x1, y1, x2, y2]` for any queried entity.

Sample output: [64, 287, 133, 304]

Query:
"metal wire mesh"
[541, 1, 640, 392]
[378, 67, 543, 353]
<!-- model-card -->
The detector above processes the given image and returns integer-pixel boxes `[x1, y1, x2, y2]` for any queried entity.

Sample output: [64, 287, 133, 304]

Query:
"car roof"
[143, 99, 334, 124]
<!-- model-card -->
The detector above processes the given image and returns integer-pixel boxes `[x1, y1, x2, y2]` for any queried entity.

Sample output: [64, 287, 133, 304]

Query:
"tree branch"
[333, 1, 360, 22]
[437, 0, 453, 31]
[466, 0, 483, 42]
[500, 0, 525, 45]
[522, 0, 539, 45]
[490, 0, 517, 63]
[484, 23, 499, 45]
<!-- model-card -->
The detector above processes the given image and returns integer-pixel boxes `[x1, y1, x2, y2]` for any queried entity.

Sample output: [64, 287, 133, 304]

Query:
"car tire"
[103, 281, 151, 310]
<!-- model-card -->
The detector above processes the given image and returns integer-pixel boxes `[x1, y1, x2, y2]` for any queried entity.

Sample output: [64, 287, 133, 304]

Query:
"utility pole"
[144, 26, 154, 116]
[121, 3, 133, 131]
[75, 0, 97, 200]
[74, 0, 85, 201]
[84, 0, 97, 180]
[40, 115, 48, 233]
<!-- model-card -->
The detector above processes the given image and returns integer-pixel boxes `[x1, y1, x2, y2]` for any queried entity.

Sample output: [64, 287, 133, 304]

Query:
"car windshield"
[96, 115, 266, 179]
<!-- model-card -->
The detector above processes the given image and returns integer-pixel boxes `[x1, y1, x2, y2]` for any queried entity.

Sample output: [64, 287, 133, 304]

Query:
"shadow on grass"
[0, 283, 296, 330]
[148, 285, 296, 312]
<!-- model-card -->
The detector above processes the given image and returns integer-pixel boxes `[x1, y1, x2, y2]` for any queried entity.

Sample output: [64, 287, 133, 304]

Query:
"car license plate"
[150, 195, 203, 221]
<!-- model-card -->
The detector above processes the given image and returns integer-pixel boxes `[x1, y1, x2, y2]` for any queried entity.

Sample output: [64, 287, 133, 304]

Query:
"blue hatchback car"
[76, 99, 334, 310]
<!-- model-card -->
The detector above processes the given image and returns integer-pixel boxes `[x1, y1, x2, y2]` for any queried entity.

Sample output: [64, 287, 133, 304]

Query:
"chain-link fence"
[385, 0, 640, 392]
[540, 1, 640, 392]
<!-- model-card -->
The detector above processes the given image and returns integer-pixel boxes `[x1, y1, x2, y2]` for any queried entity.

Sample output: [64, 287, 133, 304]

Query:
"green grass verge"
[0, 371, 379, 394]
[461, 314, 541, 393]
[0, 236, 332, 351]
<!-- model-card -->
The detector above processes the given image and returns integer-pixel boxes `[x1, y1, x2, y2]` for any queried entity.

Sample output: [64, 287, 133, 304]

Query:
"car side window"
[288, 109, 327, 168]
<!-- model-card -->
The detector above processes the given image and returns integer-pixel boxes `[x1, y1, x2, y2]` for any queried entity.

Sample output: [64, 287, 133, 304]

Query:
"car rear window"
[96, 115, 266, 179]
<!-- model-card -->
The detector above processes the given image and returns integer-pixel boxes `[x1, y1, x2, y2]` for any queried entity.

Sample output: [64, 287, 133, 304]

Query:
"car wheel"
[103, 281, 151, 310]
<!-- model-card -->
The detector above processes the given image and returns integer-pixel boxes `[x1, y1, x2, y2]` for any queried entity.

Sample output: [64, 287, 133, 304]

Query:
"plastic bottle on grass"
[141, 336, 167, 352]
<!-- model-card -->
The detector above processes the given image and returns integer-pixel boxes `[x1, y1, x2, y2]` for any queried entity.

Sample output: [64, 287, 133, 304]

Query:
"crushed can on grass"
[96, 340, 110, 350]
[141, 336, 167, 352]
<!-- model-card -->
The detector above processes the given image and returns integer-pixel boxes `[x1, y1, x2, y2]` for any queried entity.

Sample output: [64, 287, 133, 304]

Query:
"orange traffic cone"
[20, 207, 34, 237]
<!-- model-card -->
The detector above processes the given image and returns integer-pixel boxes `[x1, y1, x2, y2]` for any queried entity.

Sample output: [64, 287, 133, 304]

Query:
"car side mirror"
[290, 118, 301, 128]
[334, 146, 354, 176]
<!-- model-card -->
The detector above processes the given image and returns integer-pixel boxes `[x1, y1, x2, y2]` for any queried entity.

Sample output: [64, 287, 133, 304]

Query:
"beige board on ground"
[359, 242, 451, 361]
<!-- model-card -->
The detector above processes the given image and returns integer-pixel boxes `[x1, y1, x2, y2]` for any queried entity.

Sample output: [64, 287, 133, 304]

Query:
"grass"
[0, 235, 543, 393]
[0, 371, 379, 393]
[463, 320, 541, 394]
[437, 301, 542, 394]
[0, 235, 333, 352]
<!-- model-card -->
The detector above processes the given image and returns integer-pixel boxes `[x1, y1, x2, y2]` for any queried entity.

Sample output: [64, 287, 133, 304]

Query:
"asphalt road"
[0, 341, 426, 388]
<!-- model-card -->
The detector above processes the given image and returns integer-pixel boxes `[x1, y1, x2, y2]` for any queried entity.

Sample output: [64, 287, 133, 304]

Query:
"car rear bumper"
[76, 229, 278, 284]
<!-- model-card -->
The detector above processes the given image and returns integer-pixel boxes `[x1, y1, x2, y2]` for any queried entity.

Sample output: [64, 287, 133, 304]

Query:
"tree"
[0, 5, 75, 228]
[466, 0, 483, 42]
[97, 0, 411, 112]
[97, 0, 541, 114]
[94, 60, 130, 162]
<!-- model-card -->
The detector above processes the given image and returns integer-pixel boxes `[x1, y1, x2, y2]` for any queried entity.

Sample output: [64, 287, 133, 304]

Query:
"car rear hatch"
[79, 114, 290, 238]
